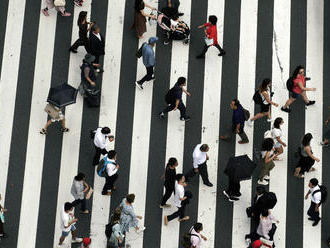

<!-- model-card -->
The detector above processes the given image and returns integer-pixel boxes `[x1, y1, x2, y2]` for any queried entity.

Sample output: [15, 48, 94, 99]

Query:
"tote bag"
[204, 37, 213, 46]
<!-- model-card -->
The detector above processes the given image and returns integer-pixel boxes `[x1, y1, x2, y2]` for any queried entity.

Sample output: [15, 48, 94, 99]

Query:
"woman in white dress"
[271, 117, 286, 159]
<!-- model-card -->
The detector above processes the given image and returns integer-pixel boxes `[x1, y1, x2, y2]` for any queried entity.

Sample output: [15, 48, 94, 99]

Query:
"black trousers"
[102, 174, 118, 195]
[185, 162, 210, 184]
[93, 146, 108, 166]
[71, 37, 90, 52]
[226, 178, 241, 197]
[162, 100, 186, 118]
[0, 219, 3, 235]
[307, 201, 320, 221]
[167, 204, 186, 221]
[199, 43, 224, 56]
[71, 198, 86, 211]
[138, 66, 154, 85]
[161, 186, 174, 206]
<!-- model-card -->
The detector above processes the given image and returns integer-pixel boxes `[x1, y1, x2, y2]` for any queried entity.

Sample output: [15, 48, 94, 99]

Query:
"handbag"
[44, 104, 60, 119]
[204, 37, 214, 46]
[54, 0, 66, 7]
[85, 187, 94, 200]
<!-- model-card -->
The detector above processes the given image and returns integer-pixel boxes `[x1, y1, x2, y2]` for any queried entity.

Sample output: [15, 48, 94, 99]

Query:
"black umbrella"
[47, 83, 78, 108]
[224, 155, 257, 181]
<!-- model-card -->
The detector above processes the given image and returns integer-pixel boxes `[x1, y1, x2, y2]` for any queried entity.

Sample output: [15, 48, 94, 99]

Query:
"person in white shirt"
[102, 150, 119, 196]
[71, 173, 90, 213]
[185, 144, 213, 187]
[58, 202, 82, 247]
[305, 178, 322, 226]
[190, 223, 207, 248]
[92, 127, 114, 165]
[164, 174, 189, 224]
[271, 117, 286, 158]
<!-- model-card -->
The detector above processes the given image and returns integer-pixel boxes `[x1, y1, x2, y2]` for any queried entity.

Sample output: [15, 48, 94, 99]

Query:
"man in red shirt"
[196, 15, 225, 59]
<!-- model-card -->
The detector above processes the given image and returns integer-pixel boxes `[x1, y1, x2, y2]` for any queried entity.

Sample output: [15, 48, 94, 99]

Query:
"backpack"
[286, 77, 294, 92]
[165, 87, 176, 104]
[253, 90, 263, 105]
[243, 108, 250, 121]
[136, 42, 146, 58]
[90, 129, 97, 139]
[96, 156, 116, 177]
[182, 232, 199, 248]
[313, 185, 328, 204]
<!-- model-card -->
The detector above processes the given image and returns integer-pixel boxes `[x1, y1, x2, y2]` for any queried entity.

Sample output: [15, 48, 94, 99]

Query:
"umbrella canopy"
[47, 83, 78, 108]
[224, 155, 257, 181]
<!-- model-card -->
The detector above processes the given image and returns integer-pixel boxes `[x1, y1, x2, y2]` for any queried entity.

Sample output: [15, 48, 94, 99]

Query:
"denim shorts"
[290, 91, 300, 99]
[62, 224, 76, 237]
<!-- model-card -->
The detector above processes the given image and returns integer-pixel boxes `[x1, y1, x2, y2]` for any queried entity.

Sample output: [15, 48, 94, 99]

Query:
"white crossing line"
[0, 0, 27, 202]
[89, 0, 126, 247]
[16, 4, 58, 248]
[303, 1, 324, 247]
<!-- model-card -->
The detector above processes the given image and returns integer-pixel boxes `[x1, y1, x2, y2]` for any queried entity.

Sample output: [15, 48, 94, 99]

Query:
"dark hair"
[193, 222, 203, 232]
[101, 127, 111, 134]
[209, 15, 217, 25]
[91, 24, 99, 32]
[177, 77, 186, 86]
[64, 202, 73, 211]
[126, 194, 135, 203]
[310, 178, 319, 186]
[292, 65, 305, 79]
[259, 78, 271, 92]
[167, 157, 178, 167]
[261, 209, 269, 217]
[176, 173, 184, 182]
[200, 144, 209, 152]
[256, 186, 266, 195]
[302, 133, 313, 146]
[273, 117, 283, 129]
[108, 150, 117, 159]
[75, 172, 86, 181]
[262, 138, 274, 151]
[77, 11, 87, 26]
[134, 0, 143, 11]
[111, 208, 122, 223]
[232, 99, 240, 107]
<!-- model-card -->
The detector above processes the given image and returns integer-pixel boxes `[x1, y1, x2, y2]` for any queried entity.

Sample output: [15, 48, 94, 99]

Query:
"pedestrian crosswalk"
[0, 0, 329, 248]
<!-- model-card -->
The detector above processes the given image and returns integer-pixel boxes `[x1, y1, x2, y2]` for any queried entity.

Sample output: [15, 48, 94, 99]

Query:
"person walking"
[132, 0, 157, 39]
[89, 24, 105, 69]
[185, 144, 213, 187]
[41, 0, 71, 16]
[320, 106, 330, 147]
[0, 194, 7, 239]
[70, 11, 94, 53]
[164, 174, 190, 224]
[40, 104, 69, 135]
[256, 209, 279, 241]
[188, 223, 207, 248]
[79, 54, 97, 96]
[219, 99, 249, 144]
[248, 186, 267, 227]
[305, 178, 322, 226]
[119, 194, 145, 233]
[281, 65, 316, 113]
[92, 127, 114, 166]
[196, 15, 225, 59]
[223, 173, 241, 202]
[159, 77, 191, 121]
[102, 150, 119, 196]
[58, 202, 82, 247]
[108, 209, 124, 248]
[294, 133, 320, 178]
[248, 79, 278, 125]
[257, 138, 278, 185]
[71, 173, 90, 214]
[271, 117, 286, 158]
[135, 37, 158, 90]
[160, 157, 178, 208]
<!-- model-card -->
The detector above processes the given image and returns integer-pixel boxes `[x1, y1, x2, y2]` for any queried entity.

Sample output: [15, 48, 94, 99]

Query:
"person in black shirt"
[70, 11, 94, 53]
[89, 24, 105, 67]
[159, 77, 191, 121]
[160, 157, 178, 208]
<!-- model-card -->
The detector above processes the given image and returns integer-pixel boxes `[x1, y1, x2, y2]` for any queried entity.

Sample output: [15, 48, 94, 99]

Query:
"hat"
[84, 54, 95, 64]
[252, 240, 262, 248]
[83, 237, 91, 246]
[148, 36, 159, 44]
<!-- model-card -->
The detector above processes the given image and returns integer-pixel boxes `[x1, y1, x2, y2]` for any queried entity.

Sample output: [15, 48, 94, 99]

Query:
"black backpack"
[165, 87, 176, 104]
[182, 232, 199, 248]
[313, 185, 328, 204]
[253, 90, 263, 105]
[286, 77, 294, 92]
[243, 108, 250, 121]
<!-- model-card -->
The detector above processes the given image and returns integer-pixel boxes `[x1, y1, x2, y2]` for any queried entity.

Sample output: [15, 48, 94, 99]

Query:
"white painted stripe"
[52, 2, 92, 247]
[196, 0, 224, 247]
[125, 0, 157, 246]
[0, 0, 26, 202]
[16, 6, 57, 248]
[89, 0, 126, 247]
[303, 1, 323, 247]
[159, 0, 191, 246]
[269, 0, 291, 246]
[232, 0, 257, 246]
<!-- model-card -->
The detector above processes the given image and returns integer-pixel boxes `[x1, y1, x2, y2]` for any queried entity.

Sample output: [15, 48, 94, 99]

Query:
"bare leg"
[294, 167, 301, 177]
[71, 230, 77, 240]
[43, 120, 52, 130]
[300, 91, 310, 104]
[61, 118, 66, 129]
[59, 236, 65, 245]
[250, 112, 267, 121]
[283, 97, 296, 108]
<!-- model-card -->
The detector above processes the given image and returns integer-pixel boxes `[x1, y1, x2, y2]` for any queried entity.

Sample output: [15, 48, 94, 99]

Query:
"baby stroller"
[156, 11, 190, 45]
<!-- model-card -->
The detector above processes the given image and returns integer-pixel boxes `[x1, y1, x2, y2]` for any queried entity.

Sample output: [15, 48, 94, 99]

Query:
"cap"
[84, 54, 95, 64]
[252, 240, 262, 248]
[83, 237, 91, 246]
[148, 36, 159, 44]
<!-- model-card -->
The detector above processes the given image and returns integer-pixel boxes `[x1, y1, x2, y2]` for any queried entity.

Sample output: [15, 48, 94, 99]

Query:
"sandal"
[61, 128, 69, 133]
[40, 128, 47, 135]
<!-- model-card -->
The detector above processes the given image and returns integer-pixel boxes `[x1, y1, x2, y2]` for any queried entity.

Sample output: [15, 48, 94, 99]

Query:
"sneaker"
[159, 112, 165, 119]
[267, 118, 272, 122]
[178, 216, 190, 222]
[238, 140, 249, 144]
[204, 182, 213, 187]
[228, 197, 239, 202]
[281, 106, 291, 113]
[69, 47, 78, 53]
[320, 141, 329, 147]
[305, 77, 311, 81]
[312, 219, 320, 226]
[264, 175, 270, 180]
[306, 100, 315, 106]
[80, 210, 89, 214]
[245, 238, 251, 245]
[61, 12, 71, 17]
[223, 190, 230, 199]
[218, 51, 226, 56]
[72, 237, 83, 243]
[160, 204, 171, 208]
[180, 116, 191, 121]
[61, 128, 69, 133]
[40, 128, 47, 135]
[135, 81, 143, 90]
[164, 40, 169, 45]
[42, 8, 49, 16]
[257, 179, 269, 185]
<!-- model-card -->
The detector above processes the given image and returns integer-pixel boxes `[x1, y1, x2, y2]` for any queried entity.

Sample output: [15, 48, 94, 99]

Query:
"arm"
[264, 151, 278, 164]
[87, 22, 94, 32]
[173, 99, 180, 110]
[84, 67, 96, 86]
[276, 136, 286, 147]
[305, 189, 311, 200]
[197, 25, 204, 29]
[298, 81, 316, 91]
[262, 91, 278, 107]
[82, 181, 89, 193]
[305, 146, 320, 162]
[182, 87, 191, 96]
